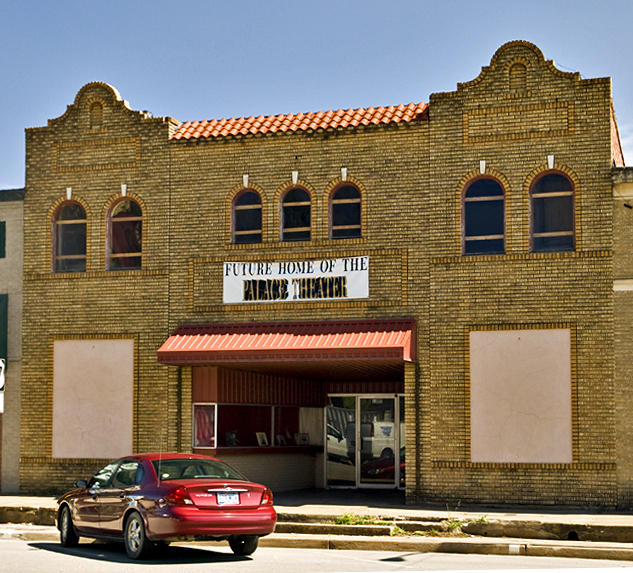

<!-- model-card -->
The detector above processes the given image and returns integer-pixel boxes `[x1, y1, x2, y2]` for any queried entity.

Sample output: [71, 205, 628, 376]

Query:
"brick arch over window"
[527, 169, 576, 253]
[230, 187, 264, 244]
[50, 198, 89, 273]
[105, 196, 143, 270]
[328, 180, 363, 239]
[279, 185, 312, 242]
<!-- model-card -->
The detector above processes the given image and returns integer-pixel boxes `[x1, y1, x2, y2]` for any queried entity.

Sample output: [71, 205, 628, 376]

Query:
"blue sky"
[1, 0, 632, 188]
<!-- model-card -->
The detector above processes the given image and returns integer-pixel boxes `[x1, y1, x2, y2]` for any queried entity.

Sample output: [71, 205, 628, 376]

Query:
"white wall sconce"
[66, 187, 72, 200]
[547, 154, 555, 169]
[292, 170, 299, 185]
[242, 174, 249, 188]
[341, 167, 348, 181]
[121, 183, 127, 197]
[479, 160, 486, 175]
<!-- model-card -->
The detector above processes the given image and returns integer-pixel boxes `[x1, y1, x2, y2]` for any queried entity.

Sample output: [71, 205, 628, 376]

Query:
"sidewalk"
[3, 490, 633, 560]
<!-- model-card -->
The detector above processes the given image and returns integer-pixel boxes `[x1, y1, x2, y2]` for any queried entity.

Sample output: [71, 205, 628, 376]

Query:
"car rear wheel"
[59, 505, 79, 547]
[229, 535, 259, 556]
[124, 512, 151, 560]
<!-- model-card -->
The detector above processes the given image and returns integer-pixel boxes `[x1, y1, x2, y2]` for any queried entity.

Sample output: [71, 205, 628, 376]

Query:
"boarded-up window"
[52, 339, 134, 459]
[469, 329, 572, 463]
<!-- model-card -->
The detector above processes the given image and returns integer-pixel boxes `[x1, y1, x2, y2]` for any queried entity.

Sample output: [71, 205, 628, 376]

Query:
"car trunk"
[170, 479, 265, 509]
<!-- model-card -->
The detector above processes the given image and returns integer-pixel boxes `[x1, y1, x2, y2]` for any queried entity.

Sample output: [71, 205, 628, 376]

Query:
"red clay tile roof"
[170, 102, 428, 140]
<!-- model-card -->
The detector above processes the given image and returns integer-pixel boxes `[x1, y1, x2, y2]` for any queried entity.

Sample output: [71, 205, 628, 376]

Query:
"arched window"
[330, 185, 361, 239]
[232, 190, 262, 244]
[281, 188, 311, 241]
[463, 178, 505, 255]
[107, 199, 142, 270]
[531, 173, 574, 252]
[53, 202, 87, 272]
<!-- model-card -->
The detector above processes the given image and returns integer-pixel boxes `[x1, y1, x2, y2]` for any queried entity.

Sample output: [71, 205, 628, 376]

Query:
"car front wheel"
[229, 535, 259, 556]
[59, 505, 79, 547]
[124, 512, 150, 560]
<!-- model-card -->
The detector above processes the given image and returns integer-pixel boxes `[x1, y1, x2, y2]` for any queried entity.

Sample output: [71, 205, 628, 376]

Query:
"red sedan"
[56, 453, 277, 559]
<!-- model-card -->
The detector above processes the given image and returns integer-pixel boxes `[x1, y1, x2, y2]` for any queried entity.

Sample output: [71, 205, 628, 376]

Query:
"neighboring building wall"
[0, 189, 24, 493]
[612, 169, 633, 508]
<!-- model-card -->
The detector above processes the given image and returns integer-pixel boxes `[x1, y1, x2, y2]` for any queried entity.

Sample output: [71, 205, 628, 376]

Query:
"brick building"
[17, 40, 633, 505]
[0, 187, 24, 493]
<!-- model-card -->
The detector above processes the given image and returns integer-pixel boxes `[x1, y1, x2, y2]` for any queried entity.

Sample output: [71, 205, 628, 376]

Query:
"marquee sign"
[223, 257, 369, 304]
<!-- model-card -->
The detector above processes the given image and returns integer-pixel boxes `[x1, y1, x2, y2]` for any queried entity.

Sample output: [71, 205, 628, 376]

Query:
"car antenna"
[157, 424, 167, 487]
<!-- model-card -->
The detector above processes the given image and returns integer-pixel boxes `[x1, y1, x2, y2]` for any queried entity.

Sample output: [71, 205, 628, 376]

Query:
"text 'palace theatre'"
[15, 40, 633, 507]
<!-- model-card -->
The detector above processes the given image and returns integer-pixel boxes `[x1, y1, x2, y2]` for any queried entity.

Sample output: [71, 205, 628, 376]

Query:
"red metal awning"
[157, 319, 415, 376]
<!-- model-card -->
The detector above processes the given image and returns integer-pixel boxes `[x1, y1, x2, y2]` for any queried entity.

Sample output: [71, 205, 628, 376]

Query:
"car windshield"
[151, 458, 246, 481]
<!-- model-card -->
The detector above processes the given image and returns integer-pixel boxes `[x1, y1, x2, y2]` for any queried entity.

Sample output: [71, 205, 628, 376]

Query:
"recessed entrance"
[326, 394, 404, 489]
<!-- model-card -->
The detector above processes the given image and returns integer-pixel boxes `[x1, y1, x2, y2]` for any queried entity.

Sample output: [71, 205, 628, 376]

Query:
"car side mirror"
[74, 479, 88, 488]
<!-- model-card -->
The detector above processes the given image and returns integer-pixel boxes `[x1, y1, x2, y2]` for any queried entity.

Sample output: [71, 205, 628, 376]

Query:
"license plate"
[216, 492, 240, 505]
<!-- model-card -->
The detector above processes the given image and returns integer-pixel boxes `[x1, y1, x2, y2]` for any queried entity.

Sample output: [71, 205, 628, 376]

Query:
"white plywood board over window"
[52, 339, 134, 459]
[469, 328, 572, 464]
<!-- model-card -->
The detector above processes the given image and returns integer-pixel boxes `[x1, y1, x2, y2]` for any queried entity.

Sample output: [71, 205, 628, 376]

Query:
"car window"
[151, 458, 246, 481]
[89, 461, 119, 489]
[112, 461, 143, 488]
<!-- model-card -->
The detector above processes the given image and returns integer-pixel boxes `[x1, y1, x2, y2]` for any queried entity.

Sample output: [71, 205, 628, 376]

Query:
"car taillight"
[260, 488, 273, 506]
[164, 486, 193, 505]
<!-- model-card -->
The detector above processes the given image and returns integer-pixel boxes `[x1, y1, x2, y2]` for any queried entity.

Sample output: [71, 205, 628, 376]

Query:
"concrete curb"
[4, 526, 633, 561]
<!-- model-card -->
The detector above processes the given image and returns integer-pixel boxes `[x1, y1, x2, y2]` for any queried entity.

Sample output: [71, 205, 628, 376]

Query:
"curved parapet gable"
[459, 40, 581, 90]
[43, 82, 177, 130]
[432, 40, 587, 102]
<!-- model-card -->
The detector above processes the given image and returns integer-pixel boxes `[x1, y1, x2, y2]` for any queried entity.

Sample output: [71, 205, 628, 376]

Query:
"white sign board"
[223, 257, 369, 304]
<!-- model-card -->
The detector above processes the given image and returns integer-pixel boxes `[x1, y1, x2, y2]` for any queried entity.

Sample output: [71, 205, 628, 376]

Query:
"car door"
[72, 461, 119, 534]
[98, 460, 144, 535]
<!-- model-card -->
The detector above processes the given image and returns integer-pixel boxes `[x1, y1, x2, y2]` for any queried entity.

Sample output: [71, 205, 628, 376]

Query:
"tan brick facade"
[18, 42, 630, 506]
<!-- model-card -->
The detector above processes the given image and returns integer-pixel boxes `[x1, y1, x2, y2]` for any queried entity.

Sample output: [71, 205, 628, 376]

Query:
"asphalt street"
[2, 539, 633, 573]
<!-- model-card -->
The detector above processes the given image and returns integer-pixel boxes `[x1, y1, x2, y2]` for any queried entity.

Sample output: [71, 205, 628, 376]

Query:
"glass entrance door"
[326, 395, 404, 488]
[359, 397, 396, 486]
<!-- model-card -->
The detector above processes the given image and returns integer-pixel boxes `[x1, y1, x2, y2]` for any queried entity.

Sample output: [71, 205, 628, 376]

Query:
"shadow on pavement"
[28, 541, 251, 565]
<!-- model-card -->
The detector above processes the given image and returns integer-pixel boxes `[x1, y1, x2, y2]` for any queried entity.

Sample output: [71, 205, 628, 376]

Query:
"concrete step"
[275, 522, 393, 536]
